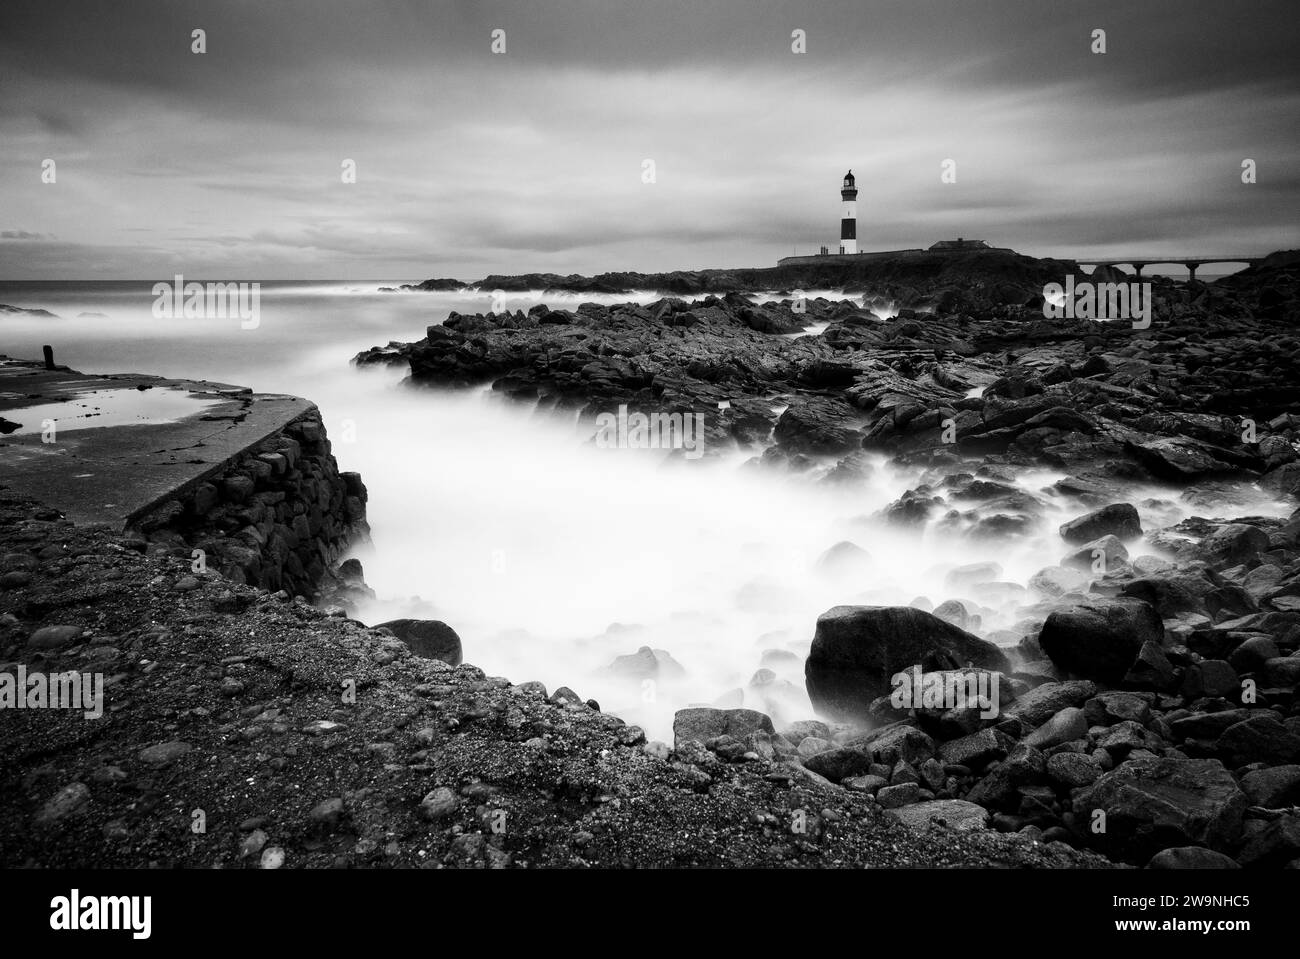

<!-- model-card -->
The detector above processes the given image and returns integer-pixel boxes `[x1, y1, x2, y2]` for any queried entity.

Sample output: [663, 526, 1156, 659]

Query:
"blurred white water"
[0, 282, 1290, 740]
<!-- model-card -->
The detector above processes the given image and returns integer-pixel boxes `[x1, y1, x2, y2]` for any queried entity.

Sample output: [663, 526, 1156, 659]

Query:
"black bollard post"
[42, 345, 55, 370]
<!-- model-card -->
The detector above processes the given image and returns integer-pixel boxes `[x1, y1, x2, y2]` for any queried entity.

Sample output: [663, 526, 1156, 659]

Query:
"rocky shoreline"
[345, 249, 1300, 868]
[0, 486, 1104, 868]
[4, 249, 1299, 869]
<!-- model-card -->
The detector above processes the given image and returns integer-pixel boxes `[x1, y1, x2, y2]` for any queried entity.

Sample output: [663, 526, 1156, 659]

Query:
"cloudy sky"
[1, 0, 1296, 280]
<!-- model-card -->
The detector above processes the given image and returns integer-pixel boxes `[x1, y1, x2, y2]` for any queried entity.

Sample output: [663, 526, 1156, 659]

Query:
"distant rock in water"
[402, 277, 466, 291]
[604, 645, 686, 681]
[0, 303, 58, 318]
[375, 618, 463, 666]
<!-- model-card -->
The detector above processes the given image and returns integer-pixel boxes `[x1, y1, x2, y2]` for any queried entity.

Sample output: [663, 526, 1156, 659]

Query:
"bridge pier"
[1132, 263, 1144, 278]
[1186, 263, 1198, 285]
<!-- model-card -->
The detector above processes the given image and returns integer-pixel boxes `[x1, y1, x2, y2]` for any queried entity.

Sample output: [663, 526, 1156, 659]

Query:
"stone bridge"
[1076, 255, 1264, 281]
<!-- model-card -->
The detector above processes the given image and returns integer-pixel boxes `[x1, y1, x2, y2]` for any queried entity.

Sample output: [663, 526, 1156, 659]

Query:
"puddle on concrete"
[2, 387, 224, 436]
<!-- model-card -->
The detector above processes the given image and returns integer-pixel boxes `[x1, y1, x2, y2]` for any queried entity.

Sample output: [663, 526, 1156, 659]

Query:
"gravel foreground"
[0, 489, 1106, 869]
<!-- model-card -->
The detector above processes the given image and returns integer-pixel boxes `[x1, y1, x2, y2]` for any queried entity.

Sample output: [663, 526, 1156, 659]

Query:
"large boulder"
[1058, 503, 1142, 544]
[375, 619, 463, 666]
[1072, 757, 1247, 863]
[1239, 765, 1300, 808]
[1199, 523, 1271, 567]
[1037, 598, 1162, 683]
[966, 743, 1046, 811]
[672, 707, 774, 750]
[800, 744, 874, 782]
[846, 722, 937, 767]
[772, 397, 862, 455]
[1236, 814, 1300, 868]
[805, 606, 1009, 722]
[1214, 713, 1300, 766]
[1121, 567, 1221, 616]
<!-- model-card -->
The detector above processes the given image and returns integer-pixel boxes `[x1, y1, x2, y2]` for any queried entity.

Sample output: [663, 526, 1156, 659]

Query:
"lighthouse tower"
[840, 170, 858, 255]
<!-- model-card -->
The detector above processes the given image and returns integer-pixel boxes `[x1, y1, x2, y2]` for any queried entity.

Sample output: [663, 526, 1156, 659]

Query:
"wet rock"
[877, 782, 923, 809]
[1128, 437, 1239, 481]
[1004, 680, 1098, 728]
[1062, 535, 1128, 573]
[1023, 707, 1087, 750]
[1236, 814, 1300, 868]
[1084, 691, 1153, 727]
[938, 728, 1012, 770]
[1059, 504, 1142, 544]
[1199, 523, 1271, 567]
[805, 605, 1009, 722]
[781, 719, 831, 745]
[796, 736, 831, 759]
[1146, 847, 1241, 869]
[849, 722, 937, 767]
[814, 541, 874, 577]
[605, 645, 686, 681]
[1239, 765, 1300, 808]
[801, 744, 873, 782]
[773, 397, 862, 455]
[1123, 641, 1177, 691]
[1028, 565, 1090, 598]
[1215, 713, 1300, 766]
[1046, 751, 1103, 788]
[1181, 659, 1239, 699]
[887, 799, 990, 832]
[672, 707, 774, 749]
[1073, 757, 1246, 862]
[1227, 635, 1279, 674]
[375, 619, 463, 666]
[967, 743, 1047, 811]
[944, 562, 1003, 590]
[1038, 598, 1162, 682]
[1264, 657, 1300, 687]
[843, 774, 888, 794]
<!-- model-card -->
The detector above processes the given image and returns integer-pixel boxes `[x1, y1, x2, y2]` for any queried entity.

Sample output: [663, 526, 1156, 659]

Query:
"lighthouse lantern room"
[840, 170, 858, 255]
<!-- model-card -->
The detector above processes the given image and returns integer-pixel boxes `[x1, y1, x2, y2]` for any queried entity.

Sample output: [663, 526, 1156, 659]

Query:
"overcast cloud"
[0, 0, 1296, 279]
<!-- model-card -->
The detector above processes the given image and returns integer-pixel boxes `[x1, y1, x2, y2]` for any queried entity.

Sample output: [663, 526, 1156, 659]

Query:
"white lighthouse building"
[839, 170, 858, 254]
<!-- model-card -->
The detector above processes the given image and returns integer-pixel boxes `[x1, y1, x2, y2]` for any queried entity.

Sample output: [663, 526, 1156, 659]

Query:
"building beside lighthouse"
[839, 170, 858, 254]
[776, 172, 1011, 265]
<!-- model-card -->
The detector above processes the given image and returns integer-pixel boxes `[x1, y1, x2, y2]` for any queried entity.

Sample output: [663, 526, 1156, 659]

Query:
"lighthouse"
[839, 170, 858, 255]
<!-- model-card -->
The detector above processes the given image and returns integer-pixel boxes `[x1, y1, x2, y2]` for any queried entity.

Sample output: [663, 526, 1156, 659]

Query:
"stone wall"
[129, 410, 370, 602]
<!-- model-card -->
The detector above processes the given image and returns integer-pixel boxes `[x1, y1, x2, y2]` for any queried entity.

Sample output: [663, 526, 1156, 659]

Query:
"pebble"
[259, 846, 286, 869]
[27, 624, 85, 650]
[240, 829, 269, 858]
[420, 787, 460, 820]
[137, 740, 192, 766]
[301, 720, 346, 736]
[35, 782, 91, 825]
[308, 797, 345, 827]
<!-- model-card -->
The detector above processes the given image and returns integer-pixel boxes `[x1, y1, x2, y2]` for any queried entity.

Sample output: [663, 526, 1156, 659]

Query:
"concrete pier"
[0, 357, 313, 528]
